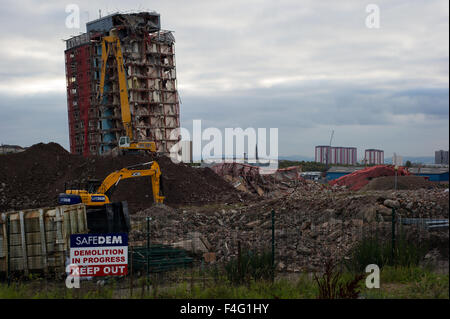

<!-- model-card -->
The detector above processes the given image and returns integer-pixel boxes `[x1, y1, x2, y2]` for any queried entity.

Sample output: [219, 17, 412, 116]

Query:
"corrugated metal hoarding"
[0, 204, 87, 275]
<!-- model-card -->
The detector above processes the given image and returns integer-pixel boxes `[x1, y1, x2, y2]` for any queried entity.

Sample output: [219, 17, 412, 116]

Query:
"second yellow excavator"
[58, 161, 164, 206]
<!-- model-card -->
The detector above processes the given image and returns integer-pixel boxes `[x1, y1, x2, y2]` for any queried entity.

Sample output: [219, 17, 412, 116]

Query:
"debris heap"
[131, 185, 449, 272]
[211, 162, 304, 197]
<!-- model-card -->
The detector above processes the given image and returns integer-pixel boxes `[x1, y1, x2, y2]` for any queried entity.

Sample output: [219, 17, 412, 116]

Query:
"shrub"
[224, 249, 274, 285]
[314, 259, 364, 299]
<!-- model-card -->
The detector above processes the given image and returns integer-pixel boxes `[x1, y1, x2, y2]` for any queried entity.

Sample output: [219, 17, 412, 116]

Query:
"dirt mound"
[361, 176, 437, 191]
[0, 142, 85, 212]
[0, 142, 246, 213]
[25, 142, 70, 155]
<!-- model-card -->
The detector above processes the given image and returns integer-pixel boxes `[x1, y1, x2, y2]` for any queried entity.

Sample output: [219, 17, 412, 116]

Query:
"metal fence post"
[129, 245, 133, 297]
[7, 215, 11, 287]
[146, 217, 151, 292]
[237, 240, 241, 283]
[201, 259, 205, 289]
[394, 168, 398, 191]
[391, 207, 396, 263]
[271, 209, 275, 282]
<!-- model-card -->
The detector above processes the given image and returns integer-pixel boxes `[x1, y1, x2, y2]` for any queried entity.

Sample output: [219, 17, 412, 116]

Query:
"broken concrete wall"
[211, 162, 304, 196]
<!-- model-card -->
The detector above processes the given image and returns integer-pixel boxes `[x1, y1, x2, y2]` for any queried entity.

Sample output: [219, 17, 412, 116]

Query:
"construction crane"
[98, 32, 156, 153]
[58, 161, 164, 206]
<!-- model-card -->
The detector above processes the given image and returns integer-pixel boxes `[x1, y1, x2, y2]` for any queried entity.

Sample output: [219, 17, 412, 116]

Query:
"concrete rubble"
[130, 186, 449, 272]
[211, 162, 305, 197]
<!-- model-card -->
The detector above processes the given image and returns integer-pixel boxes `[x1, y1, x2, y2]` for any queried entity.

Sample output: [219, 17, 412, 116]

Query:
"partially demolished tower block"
[64, 12, 180, 156]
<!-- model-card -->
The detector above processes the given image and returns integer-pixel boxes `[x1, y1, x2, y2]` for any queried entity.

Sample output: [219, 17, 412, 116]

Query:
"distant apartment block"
[364, 149, 384, 165]
[180, 140, 193, 163]
[435, 150, 449, 165]
[315, 146, 357, 165]
[392, 153, 403, 166]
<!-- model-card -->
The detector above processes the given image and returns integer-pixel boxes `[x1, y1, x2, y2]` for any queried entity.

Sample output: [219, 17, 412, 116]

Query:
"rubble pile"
[131, 187, 449, 271]
[0, 142, 248, 213]
[211, 162, 304, 197]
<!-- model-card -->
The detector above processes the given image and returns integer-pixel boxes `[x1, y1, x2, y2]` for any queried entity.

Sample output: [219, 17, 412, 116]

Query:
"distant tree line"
[278, 160, 327, 172]
[278, 160, 393, 172]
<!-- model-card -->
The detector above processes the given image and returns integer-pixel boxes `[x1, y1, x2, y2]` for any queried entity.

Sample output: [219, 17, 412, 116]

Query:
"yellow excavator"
[99, 32, 156, 153]
[58, 161, 164, 206]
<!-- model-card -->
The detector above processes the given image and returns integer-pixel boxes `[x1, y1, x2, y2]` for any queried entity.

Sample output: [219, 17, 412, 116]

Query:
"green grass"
[144, 276, 318, 299]
[344, 233, 429, 273]
[341, 232, 449, 299]
[0, 279, 116, 299]
[361, 267, 449, 299]
[142, 266, 449, 299]
[380, 265, 432, 283]
[0, 266, 447, 299]
[224, 249, 274, 285]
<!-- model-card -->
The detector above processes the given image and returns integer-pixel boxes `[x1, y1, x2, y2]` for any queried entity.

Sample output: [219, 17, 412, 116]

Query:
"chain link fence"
[1, 201, 448, 297]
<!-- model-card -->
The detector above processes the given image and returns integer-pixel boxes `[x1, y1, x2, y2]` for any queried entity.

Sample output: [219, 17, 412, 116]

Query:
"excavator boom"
[98, 33, 155, 152]
[58, 161, 164, 206]
[97, 161, 164, 203]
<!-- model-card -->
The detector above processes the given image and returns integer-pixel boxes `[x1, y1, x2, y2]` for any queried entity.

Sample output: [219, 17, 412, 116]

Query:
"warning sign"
[69, 233, 128, 277]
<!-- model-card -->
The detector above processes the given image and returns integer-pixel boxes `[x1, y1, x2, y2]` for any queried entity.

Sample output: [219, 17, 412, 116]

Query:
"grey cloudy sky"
[0, 0, 448, 159]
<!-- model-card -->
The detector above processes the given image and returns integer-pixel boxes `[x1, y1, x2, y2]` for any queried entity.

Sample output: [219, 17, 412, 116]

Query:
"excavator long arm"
[96, 161, 164, 203]
[98, 35, 133, 140]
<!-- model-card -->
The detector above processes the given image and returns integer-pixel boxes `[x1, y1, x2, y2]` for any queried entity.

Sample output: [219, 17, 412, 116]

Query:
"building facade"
[0, 144, 25, 155]
[435, 150, 449, 165]
[315, 146, 357, 165]
[65, 12, 180, 156]
[392, 153, 403, 166]
[364, 149, 384, 165]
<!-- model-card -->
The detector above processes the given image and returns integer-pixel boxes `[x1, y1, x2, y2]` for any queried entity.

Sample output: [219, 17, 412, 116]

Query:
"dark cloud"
[0, 93, 69, 148]
[0, 0, 448, 157]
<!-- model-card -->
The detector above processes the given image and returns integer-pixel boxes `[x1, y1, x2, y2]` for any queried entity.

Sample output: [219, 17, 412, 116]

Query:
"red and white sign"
[69, 233, 128, 277]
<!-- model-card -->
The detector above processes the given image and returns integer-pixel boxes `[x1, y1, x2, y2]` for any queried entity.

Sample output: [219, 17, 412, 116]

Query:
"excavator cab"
[118, 136, 157, 153]
[87, 179, 102, 194]
[119, 136, 130, 148]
